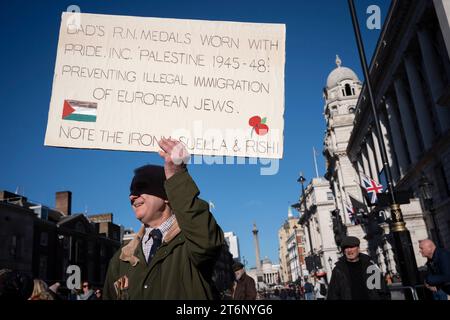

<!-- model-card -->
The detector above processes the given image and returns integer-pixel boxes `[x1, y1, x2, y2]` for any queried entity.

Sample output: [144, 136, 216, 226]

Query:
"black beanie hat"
[129, 165, 168, 200]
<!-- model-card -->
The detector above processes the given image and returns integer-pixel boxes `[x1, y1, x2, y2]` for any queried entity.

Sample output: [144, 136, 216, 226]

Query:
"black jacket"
[233, 273, 257, 300]
[426, 248, 450, 295]
[327, 253, 390, 300]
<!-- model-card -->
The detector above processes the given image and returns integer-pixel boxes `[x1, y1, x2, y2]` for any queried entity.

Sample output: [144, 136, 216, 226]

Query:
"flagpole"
[313, 147, 320, 179]
[347, 0, 419, 289]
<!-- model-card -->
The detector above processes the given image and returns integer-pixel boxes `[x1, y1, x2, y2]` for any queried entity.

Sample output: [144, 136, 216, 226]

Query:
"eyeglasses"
[82, 284, 89, 288]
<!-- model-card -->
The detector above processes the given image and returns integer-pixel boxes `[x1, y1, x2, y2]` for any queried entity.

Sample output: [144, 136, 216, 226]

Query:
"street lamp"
[331, 208, 347, 247]
[328, 257, 333, 271]
[419, 173, 442, 247]
[348, 0, 419, 288]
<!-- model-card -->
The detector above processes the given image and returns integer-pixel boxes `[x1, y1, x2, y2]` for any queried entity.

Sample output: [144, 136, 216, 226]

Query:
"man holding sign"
[103, 138, 225, 299]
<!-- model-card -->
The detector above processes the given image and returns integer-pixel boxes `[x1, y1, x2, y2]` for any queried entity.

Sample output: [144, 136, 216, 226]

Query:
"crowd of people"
[1, 233, 450, 300]
[250, 272, 330, 300]
[0, 270, 103, 300]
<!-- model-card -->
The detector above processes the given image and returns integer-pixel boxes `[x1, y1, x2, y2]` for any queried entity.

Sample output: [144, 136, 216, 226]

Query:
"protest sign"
[45, 12, 285, 158]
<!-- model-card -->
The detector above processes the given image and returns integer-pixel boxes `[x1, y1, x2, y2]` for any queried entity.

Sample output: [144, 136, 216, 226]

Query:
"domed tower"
[324, 55, 361, 119]
[323, 55, 363, 226]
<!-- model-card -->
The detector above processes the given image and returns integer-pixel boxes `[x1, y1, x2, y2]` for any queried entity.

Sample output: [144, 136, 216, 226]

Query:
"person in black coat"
[232, 262, 257, 300]
[419, 239, 450, 296]
[327, 236, 390, 300]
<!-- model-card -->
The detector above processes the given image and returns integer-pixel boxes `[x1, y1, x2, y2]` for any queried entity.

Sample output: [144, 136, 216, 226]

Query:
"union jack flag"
[345, 202, 356, 224]
[360, 173, 384, 205]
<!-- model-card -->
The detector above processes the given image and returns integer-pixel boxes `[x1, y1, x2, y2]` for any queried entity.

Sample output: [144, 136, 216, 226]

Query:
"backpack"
[319, 283, 327, 296]
[210, 243, 236, 299]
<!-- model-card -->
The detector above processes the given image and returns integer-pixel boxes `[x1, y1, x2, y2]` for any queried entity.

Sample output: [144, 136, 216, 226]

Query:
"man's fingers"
[158, 138, 189, 166]
[158, 138, 170, 153]
[158, 138, 177, 154]
[172, 142, 190, 165]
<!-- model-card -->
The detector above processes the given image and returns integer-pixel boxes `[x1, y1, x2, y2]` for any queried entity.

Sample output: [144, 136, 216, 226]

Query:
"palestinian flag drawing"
[62, 99, 97, 122]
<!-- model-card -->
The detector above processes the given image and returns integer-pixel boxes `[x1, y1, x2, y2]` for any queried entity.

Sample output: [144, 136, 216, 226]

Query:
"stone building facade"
[0, 190, 121, 288]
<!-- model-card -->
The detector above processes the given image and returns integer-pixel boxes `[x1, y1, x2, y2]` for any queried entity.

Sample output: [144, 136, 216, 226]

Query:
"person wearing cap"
[327, 236, 390, 300]
[232, 262, 257, 300]
[103, 138, 225, 299]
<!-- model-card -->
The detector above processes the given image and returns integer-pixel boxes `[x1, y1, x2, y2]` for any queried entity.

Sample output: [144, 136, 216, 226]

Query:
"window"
[88, 241, 94, 255]
[352, 88, 355, 95]
[327, 192, 334, 201]
[74, 240, 86, 263]
[39, 255, 48, 279]
[330, 106, 338, 116]
[345, 84, 352, 96]
[10, 235, 19, 257]
[40, 232, 48, 247]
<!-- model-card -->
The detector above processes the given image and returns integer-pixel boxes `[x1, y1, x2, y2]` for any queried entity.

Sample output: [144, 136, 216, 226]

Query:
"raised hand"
[157, 138, 190, 180]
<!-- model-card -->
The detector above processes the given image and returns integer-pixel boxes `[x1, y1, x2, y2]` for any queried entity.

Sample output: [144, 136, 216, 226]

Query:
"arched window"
[345, 84, 352, 96]
[331, 106, 338, 116]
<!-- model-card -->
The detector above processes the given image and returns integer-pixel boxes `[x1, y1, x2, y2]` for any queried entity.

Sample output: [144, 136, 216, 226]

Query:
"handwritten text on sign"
[44, 13, 285, 159]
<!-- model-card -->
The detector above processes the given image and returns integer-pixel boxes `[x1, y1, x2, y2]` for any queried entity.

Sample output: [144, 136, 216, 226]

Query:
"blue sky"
[0, 0, 389, 268]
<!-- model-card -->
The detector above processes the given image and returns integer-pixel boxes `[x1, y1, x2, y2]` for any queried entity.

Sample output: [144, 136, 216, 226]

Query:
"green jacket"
[103, 170, 224, 300]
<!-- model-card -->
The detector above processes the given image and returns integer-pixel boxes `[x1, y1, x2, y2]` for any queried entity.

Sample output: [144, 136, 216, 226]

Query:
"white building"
[278, 207, 307, 284]
[286, 225, 307, 282]
[224, 231, 240, 261]
[323, 54, 428, 276]
[345, 0, 449, 272]
[247, 257, 280, 290]
[347, 0, 450, 250]
[296, 177, 340, 282]
[321, 1, 449, 280]
[323, 55, 363, 227]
